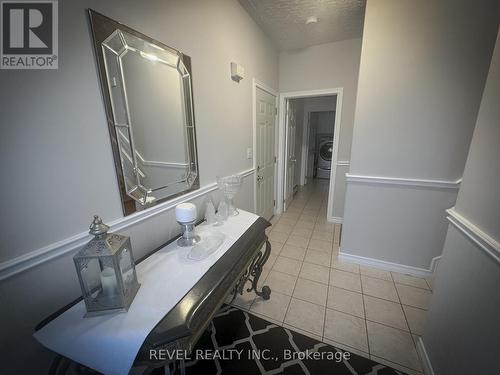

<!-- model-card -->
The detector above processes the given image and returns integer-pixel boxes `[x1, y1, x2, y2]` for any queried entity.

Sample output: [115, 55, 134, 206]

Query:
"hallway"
[232, 180, 432, 374]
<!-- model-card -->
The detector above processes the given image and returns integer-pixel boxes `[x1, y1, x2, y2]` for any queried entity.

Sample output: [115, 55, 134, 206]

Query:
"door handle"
[290, 158, 297, 163]
[257, 175, 263, 182]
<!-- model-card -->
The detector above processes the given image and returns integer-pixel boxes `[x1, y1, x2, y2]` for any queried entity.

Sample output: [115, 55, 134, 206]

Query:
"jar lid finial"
[89, 215, 109, 236]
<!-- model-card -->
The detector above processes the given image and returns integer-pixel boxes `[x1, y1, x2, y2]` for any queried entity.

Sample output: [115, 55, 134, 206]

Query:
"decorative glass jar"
[73, 216, 140, 317]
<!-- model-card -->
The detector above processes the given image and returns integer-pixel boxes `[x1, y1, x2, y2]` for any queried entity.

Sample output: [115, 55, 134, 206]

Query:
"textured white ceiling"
[239, 0, 366, 50]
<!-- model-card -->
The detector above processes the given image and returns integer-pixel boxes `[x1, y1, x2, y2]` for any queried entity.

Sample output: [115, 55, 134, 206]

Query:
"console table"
[34, 211, 272, 375]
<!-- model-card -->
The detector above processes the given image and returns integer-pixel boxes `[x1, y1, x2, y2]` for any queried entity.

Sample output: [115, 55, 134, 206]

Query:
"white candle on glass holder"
[175, 203, 197, 223]
[100, 267, 117, 296]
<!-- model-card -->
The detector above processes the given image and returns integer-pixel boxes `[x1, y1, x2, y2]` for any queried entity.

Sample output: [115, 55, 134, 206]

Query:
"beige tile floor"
[231, 180, 433, 375]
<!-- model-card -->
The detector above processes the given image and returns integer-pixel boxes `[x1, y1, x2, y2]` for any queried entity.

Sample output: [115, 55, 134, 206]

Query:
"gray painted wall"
[315, 111, 335, 134]
[303, 96, 336, 112]
[423, 28, 500, 375]
[279, 38, 362, 219]
[0, 0, 278, 262]
[453, 32, 500, 239]
[343, 184, 458, 269]
[0, 1, 278, 373]
[341, 0, 499, 270]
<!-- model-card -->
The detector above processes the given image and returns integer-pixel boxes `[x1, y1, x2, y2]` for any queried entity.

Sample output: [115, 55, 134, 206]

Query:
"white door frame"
[252, 78, 278, 216]
[278, 88, 343, 222]
[300, 111, 310, 186]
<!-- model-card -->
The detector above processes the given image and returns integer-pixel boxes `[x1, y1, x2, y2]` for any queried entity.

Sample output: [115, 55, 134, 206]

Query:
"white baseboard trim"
[446, 207, 500, 265]
[346, 173, 461, 190]
[336, 160, 350, 167]
[0, 168, 255, 281]
[328, 216, 343, 224]
[338, 250, 441, 277]
[429, 255, 441, 274]
[416, 337, 435, 375]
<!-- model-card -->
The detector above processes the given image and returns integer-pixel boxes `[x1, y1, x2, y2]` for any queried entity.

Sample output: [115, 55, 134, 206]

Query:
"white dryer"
[317, 136, 333, 179]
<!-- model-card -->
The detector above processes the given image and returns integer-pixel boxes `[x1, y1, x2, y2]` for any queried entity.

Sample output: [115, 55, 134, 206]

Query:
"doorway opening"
[278, 88, 343, 223]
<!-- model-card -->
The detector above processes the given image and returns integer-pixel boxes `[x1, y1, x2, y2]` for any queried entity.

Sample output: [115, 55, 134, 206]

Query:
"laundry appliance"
[316, 135, 333, 179]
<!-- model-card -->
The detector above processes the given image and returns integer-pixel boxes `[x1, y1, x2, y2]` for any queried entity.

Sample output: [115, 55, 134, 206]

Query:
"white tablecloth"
[34, 210, 259, 375]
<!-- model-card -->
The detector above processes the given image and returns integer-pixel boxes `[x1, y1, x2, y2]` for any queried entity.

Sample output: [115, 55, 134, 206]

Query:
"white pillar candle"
[175, 203, 197, 223]
[100, 267, 117, 296]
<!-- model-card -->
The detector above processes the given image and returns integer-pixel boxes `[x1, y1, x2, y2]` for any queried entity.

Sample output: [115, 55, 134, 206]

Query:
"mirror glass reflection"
[90, 10, 199, 214]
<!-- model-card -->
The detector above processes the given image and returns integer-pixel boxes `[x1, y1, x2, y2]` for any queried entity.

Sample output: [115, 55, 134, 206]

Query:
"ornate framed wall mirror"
[89, 10, 199, 215]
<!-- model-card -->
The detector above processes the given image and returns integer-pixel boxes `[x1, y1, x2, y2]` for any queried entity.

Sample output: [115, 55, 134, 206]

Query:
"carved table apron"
[34, 213, 272, 375]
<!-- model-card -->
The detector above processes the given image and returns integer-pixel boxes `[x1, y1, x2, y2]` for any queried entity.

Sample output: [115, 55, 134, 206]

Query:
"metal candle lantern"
[73, 216, 140, 317]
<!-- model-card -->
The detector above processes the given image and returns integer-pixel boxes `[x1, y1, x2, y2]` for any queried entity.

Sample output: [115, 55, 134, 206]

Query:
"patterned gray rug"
[178, 306, 406, 375]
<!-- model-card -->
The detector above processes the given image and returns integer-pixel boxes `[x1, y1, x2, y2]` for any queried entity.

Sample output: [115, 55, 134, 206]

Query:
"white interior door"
[284, 100, 297, 209]
[255, 87, 276, 220]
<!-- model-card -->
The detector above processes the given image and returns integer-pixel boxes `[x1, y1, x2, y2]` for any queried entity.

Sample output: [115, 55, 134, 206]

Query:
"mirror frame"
[88, 9, 199, 215]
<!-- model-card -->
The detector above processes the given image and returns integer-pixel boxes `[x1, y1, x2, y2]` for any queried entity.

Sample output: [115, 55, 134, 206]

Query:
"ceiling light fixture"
[305, 16, 318, 25]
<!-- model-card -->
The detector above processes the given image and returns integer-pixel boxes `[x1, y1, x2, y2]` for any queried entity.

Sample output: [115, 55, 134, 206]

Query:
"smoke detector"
[305, 16, 318, 25]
